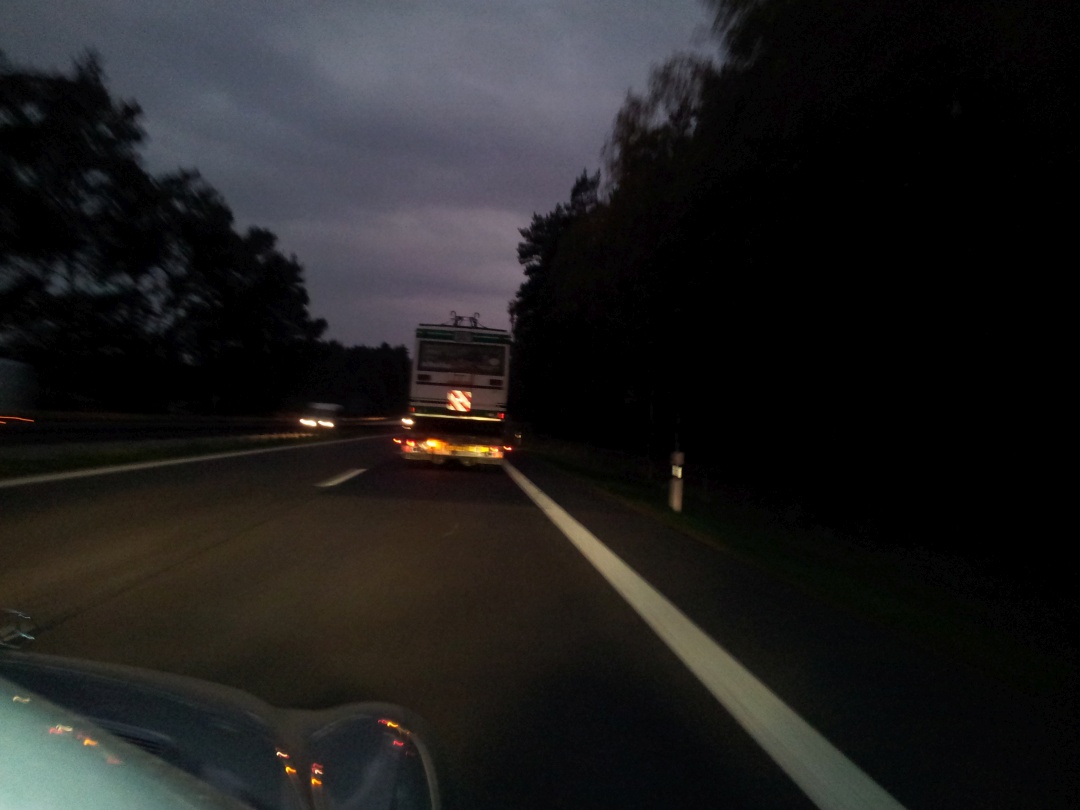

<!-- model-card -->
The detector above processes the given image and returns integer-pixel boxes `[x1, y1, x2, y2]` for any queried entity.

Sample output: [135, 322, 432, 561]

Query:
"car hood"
[0, 652, 438, 810]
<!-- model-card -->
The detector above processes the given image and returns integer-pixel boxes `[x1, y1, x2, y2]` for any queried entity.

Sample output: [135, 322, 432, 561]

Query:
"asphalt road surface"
[1, 438, 1075, 808]
[0, 413, 390, 447]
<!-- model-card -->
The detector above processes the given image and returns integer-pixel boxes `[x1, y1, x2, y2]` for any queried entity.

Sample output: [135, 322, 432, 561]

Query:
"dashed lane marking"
[315, 468, 367, 487]
[0, 436, 388, 489]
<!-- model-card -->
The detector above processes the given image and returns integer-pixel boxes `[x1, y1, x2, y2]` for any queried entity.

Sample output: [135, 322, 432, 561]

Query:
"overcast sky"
[1, 1, 715, 348]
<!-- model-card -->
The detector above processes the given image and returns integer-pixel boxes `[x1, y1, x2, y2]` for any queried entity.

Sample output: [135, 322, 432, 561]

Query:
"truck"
[398, 313, 512, 465]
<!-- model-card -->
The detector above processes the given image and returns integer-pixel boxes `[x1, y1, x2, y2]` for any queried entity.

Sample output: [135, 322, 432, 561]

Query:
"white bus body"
[400, 321, 511, 465]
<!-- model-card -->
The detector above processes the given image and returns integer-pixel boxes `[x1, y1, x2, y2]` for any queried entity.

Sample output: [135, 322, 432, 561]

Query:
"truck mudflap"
[397, 437, 509, 465]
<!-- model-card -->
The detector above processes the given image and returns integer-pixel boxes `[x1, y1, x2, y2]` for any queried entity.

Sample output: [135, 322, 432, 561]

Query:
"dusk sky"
[1, 1, 716, 349]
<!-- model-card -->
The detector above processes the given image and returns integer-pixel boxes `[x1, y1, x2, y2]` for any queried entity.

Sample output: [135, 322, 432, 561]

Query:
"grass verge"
[525, 438, 1076, 697]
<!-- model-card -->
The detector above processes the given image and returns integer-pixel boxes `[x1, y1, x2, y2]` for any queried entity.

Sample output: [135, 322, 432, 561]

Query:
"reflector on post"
[669, 451, 684, 513]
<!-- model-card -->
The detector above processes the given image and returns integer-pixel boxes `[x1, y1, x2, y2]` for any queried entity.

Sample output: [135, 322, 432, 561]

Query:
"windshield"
[1, 2, 1074, 810]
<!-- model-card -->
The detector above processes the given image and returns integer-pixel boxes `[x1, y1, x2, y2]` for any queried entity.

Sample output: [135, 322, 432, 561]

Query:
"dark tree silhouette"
[298, 341, 410, 417]
[508, 0, 1076, 560]
[508, 170, 600, 430]
[1, 52, 329, 413]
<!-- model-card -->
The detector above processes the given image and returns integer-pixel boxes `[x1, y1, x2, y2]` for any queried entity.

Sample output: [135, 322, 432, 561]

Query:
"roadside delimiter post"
[669, 451, 684, 513]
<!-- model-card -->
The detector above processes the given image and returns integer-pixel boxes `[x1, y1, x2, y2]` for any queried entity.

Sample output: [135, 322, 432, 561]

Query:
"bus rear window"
[417, 341, 506, 376]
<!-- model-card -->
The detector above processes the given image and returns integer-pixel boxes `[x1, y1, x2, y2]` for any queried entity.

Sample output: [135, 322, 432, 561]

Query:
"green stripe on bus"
[413, 407, 504, 417]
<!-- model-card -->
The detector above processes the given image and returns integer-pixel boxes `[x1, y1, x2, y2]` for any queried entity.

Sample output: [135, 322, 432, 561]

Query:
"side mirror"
[303, 707, 440, 810]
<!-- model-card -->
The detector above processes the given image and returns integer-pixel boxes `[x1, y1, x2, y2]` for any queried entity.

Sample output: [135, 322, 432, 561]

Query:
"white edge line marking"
[504, 462, 907, 810]
[315, 468, 366, 488]
[0, 435, 390, 489]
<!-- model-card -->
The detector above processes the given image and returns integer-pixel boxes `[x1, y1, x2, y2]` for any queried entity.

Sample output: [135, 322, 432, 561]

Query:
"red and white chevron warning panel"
[447, 390, 472, 412]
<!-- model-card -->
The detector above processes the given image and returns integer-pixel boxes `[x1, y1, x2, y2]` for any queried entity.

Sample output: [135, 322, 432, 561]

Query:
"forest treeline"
[0, 52, 408, 415]
[510, 0, 1075, 547]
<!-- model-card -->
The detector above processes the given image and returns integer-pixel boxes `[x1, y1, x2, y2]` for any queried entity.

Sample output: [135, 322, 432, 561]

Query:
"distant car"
[299, 415, 337, 429]
[299, 402, 342, 429]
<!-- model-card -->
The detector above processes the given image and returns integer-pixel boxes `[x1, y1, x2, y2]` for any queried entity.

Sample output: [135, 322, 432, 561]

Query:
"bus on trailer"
[398, 313, 512, 465]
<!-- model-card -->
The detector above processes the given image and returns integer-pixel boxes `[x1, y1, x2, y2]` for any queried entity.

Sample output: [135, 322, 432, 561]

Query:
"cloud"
[1, 0, 714, 346]
[285, 204, 522, 347]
